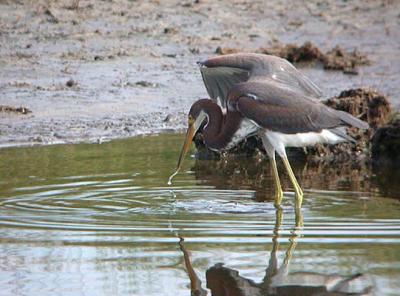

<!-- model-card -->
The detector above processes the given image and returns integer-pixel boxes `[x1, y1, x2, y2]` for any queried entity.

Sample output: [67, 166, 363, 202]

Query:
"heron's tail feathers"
[329, 127, 356, 143]
[337, 110, 369, 130]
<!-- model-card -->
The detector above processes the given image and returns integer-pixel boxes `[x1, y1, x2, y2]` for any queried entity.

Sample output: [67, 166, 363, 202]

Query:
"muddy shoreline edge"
[1, 1, 399, 151]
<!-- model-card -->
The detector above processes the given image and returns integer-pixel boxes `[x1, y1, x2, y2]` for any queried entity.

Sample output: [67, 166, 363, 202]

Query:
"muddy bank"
[0, 0, 399, 147]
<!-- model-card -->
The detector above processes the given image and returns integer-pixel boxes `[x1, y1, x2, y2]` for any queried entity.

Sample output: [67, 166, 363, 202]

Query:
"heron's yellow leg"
[295, 207, 304, 228]
[271, 156, 284, 208]
[275, 207, 283, 230]
[281, 156, 303, 209]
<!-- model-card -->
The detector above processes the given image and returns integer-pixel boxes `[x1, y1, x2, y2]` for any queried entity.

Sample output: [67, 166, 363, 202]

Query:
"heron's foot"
[273, 188, 284, 209]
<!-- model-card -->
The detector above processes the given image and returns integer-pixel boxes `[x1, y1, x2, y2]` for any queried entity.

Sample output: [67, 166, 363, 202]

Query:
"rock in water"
[371, 114, 400, 166]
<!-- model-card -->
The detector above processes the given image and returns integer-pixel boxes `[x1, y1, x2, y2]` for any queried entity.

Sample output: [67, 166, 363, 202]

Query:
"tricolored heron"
[168, 53, 368, 209]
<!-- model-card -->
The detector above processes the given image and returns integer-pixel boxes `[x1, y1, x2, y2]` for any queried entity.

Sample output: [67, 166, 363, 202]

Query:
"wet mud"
[0, 0, 399, 147]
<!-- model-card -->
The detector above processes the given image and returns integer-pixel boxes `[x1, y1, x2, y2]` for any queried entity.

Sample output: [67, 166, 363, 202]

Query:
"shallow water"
[0, 134, 399, 296]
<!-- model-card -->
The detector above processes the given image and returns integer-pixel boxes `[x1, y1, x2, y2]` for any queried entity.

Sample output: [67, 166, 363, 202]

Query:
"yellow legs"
[270, 155, 284, 208]
[281, 155, 304, 209]
[261, 133, 304, 209]
[269, 154, 304, 209]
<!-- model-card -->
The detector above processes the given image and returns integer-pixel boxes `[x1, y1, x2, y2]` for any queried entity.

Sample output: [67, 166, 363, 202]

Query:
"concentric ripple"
[0, 135, 399, 296]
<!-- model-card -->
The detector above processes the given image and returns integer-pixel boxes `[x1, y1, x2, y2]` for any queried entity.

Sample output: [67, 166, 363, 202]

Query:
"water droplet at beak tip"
[167, 170, 179, 186]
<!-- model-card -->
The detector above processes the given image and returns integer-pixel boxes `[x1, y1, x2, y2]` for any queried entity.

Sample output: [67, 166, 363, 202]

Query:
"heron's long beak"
[168, 122, 196, 185]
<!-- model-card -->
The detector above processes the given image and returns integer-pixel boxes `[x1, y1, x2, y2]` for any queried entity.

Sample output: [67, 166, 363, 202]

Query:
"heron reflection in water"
[178, 210, 372, 296]
[169, 53, 368, 209]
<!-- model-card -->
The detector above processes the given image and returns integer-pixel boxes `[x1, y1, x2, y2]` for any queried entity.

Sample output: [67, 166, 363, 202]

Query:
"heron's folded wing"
[236, 95, 341, 134]
[200, 66, 250, 107]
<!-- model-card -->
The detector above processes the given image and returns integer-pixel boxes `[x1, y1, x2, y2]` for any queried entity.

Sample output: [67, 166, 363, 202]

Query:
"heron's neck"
[200, 102, 242, 150]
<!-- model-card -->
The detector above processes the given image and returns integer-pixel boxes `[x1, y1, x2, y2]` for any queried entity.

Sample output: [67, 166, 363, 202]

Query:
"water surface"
[0, 134, 399, 295]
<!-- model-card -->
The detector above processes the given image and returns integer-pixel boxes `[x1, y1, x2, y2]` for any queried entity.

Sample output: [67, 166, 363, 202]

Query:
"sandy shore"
[0, 0, 399, 147]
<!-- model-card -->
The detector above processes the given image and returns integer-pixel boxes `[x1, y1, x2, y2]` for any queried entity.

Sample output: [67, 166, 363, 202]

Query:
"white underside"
[261, 129, 346, 157]
[225, 119, 259, 150]
[221, 118, 347, 157]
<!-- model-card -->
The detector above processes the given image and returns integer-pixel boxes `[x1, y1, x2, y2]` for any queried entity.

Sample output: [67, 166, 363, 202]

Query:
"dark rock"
[371, 114, 400, 166]
[66, 79, 76, 87]
[163, 27, 177, 34]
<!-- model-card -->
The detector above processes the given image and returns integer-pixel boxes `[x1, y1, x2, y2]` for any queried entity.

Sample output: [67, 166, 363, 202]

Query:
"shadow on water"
[178, 209, 372, 296]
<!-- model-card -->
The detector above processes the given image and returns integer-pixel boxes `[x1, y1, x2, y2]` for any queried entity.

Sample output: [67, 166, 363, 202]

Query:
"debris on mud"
[257, 41, 323, 64]
[66, 79, 77, 87]
[216, 42, 371, 74]
[43, 7, 59, 23]
[323, 46, 370, 74]
[134, 81, 158, 88]
[64, 0, 80, 10]
[194, 88, 392, 164]
[163, 27, 178, 34]
[215, 46, 241, 55]
[0, 105, 32, 115]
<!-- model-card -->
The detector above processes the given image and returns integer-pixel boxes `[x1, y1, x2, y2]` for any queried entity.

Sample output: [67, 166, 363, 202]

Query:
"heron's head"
[188, 98, 211, 130]
[168, 99, 210, 185]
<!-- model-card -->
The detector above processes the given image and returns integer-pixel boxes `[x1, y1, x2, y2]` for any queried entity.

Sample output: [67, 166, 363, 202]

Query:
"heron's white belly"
[264, 129, 345, 154]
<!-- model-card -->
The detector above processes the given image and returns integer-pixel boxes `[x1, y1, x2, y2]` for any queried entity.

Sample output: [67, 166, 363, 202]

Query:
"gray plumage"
[231, 81, 368, 134]
[171, 53, 370, 206]
[199, 53, 323, 109]
[199, 53, 368, 136]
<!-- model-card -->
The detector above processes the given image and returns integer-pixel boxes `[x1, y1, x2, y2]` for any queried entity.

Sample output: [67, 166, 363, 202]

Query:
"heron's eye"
[188, 115, 195, 125]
